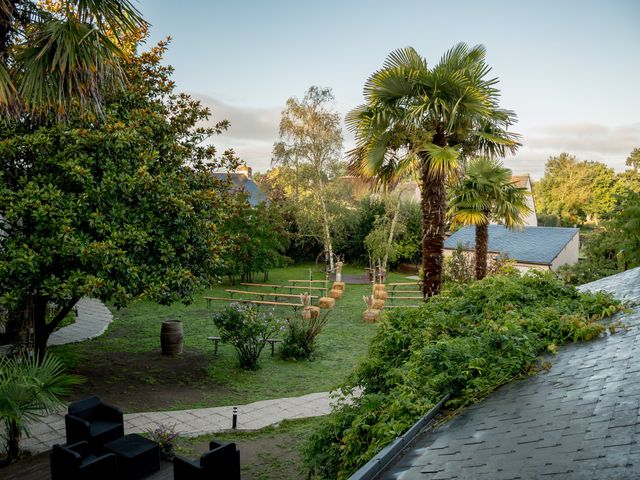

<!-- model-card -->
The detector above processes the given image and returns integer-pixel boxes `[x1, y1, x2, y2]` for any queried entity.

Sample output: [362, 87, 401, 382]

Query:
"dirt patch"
[67, 350, 231, 412]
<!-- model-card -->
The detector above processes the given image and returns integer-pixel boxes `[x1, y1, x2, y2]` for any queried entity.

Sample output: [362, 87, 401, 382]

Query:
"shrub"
[304, 272, 622, 479]
[442, 244, 475, 283]
[212, 304, 285, 370]
[0, 354, 82, 462]
[279, 312, 330, 361]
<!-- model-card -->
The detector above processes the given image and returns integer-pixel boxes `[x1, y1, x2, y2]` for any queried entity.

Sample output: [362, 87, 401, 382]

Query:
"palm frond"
[423, 143, 460, 177]
[69, 0, 147, 34]
[0, 61, 19, 113]
[16, 17, 125, 116]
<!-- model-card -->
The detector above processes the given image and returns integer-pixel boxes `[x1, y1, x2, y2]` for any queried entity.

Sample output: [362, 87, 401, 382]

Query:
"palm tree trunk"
[475, 223, 488, 280]
[420, 163, 446, 299]
[7, 420, 21, 460]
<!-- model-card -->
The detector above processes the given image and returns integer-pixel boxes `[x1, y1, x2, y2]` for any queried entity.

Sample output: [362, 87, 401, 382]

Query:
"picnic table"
[207, 336, 282, 356]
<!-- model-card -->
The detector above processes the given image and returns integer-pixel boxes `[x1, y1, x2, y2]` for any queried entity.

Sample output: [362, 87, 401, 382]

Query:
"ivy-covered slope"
[304, 272, 622, 479]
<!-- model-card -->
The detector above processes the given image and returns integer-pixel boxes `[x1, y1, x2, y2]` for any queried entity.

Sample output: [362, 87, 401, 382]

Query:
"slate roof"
[444, 225, 578, 265]
[380, 267, 640, 480]
[212, 173, 267, 207]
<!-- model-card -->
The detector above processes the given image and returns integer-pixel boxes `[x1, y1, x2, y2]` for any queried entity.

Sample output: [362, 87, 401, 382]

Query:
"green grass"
[51, 264, 415, 410]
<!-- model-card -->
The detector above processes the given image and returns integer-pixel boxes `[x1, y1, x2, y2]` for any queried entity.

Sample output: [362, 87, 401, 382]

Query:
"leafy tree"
[534, 153, 617, 225]
[347, 44, 519, 298]
[448, 157, 531, 279]
[339, 194, 385, 265]
[220, 194, 289, 284]
[272, 86, 344, 271]
[0, 0, 147, 117]
[627, 147, 640, 171]
[0, 354, 82, 461]
[0, 41, 238, 355]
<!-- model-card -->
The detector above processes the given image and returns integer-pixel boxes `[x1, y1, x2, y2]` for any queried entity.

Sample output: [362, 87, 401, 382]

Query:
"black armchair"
[173, 440, 241, 480]
[65, 395, 124, 448]
[50, 441, 118, 480]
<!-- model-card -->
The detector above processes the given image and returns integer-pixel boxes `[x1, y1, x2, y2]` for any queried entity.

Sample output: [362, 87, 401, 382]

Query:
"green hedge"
[304, 272, 622, 479]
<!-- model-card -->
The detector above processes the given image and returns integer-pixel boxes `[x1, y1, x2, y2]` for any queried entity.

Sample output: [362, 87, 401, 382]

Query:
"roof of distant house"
[444, 225, 579, 265]
[212, 173, 267, 207]
[510, 174, 531, 189]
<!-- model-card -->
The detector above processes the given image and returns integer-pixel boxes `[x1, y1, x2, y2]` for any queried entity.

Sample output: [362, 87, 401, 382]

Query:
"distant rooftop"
[444, 225, 579, 265]
[510, 174, 531, 189]
[212, 172, 267, 207]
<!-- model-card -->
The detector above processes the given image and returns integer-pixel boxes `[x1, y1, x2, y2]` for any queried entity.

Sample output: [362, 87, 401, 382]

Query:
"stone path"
[47, 297, 112, 346]
[24, 390, 334, 454]
[382, 267, 640, 480]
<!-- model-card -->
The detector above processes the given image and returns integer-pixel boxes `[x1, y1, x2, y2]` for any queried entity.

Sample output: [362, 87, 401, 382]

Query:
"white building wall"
[550, 232, 580, 271]
[522, 177, 538, 227]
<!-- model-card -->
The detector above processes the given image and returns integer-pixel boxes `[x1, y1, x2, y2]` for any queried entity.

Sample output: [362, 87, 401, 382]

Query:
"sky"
[136, 0, 640, 179]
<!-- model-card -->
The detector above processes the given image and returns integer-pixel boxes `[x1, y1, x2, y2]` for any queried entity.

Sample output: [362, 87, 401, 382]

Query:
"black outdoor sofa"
[50, 441, 118, 480]
[173, 440, 241, 480]
[64, 395, 124, 448]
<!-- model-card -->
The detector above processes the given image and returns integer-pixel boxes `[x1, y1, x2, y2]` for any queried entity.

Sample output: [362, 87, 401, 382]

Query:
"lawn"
[51, 264, 414, 412]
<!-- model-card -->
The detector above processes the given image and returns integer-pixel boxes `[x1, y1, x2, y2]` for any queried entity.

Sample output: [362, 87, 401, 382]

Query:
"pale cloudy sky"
[137, 0, 640, 179]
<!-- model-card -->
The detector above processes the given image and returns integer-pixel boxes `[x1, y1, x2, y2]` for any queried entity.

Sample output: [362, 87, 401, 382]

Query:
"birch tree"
[272, 86, 343, 270]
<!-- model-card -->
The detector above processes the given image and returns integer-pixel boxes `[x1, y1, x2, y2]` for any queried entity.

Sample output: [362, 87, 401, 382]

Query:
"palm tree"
[0, 0, 147, 117]
[448, 157, 532, 279]
[347, 44, 520, 298]
[0, 354, 82, 462]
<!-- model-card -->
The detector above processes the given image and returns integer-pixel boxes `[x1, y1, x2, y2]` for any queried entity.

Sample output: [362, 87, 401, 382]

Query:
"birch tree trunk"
[382, 199, 401, 271]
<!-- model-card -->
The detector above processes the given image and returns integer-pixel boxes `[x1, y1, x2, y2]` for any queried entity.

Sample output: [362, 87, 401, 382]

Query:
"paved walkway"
[47, 297, 112, 346]
[383, 267, 640, 480]
[23, 390, 334, 453]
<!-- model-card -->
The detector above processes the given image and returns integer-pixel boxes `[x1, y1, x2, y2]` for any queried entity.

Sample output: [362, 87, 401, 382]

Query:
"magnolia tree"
[0, 41, 239, 355]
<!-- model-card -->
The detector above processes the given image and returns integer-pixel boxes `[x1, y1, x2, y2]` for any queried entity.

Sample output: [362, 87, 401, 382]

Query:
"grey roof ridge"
[348, 393, 451, 480]
[547, 229, 580, 266]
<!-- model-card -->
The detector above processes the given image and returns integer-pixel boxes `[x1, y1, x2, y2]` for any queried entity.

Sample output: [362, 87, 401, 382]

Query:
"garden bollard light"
[232, 407, 238, 429]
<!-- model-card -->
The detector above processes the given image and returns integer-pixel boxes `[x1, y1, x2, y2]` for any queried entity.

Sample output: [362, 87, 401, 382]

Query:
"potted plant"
[148, 423, 180, 461]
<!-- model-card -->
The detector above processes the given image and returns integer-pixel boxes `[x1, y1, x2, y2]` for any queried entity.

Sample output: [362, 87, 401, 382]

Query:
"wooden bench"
[225, 289, 319, 303]
[389, 296, 423, 300]
[203, 296, 303, 310]
[389, 289, 422, 294]
[239, 283, 327, 294]
[288, 279, 328, 284]
[207, 336, 282, 356]
[383, 305, 421, 309]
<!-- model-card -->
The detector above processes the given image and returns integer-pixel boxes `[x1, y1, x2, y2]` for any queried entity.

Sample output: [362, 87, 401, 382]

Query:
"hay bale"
[374, 290, 388, 300]
[363, 309, 380, 323]
[319, 297, 335, 309]
[329, 288, 343, 299]
[373, 284, 386, 292]
[332, 281, 345, 291]
[302, 306, 320, 320]
[373, 298, 385, 310]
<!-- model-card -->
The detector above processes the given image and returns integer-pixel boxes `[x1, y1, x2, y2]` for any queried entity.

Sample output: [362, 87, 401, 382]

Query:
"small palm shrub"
[0, 354, 82, 463]
[212, 304, 285, 370]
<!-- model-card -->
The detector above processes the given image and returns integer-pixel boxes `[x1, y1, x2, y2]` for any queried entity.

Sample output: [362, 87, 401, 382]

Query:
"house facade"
[444, 225, 579, 272]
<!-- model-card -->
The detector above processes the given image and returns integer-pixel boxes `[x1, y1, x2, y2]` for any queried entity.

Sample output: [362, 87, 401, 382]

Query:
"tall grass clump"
[304, 271, 622, 479]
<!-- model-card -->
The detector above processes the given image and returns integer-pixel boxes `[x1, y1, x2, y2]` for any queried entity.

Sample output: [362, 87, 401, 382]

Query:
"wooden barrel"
[161, 320, 183, 355]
